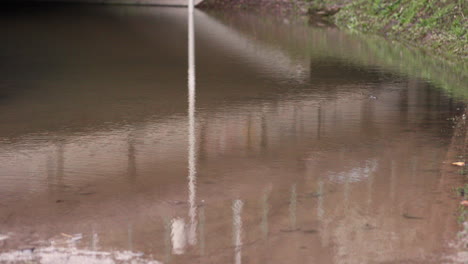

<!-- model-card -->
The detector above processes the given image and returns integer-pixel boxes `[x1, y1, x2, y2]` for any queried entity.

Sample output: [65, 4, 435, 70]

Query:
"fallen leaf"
[61, 233, 73, 238]
[452, 162, 465, 167]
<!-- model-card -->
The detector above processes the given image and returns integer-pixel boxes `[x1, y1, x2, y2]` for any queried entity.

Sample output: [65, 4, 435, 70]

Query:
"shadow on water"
[0, 4, 466, 264]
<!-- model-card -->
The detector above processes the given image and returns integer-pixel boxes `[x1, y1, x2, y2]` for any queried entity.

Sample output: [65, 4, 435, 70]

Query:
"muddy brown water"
[0, 5, 466, 264]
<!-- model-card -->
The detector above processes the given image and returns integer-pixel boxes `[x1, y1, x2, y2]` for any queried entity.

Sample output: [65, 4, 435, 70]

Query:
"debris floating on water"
[60, 233, 82, 242]
[402, 213, 424, 220]
[60, 233, 73, 238]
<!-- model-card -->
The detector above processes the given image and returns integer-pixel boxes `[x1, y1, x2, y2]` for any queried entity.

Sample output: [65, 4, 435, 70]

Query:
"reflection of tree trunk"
[246, 114, 253, 152]
[361, 89, 376, 138]
[164, 217, 172, 263]
[292, 106, 298, 144]
[289, 184, 297, 231]
[260, 110, 268, 153]
[128, 222, 133, 252]
[317, 105, 322, 140]
[90, 225, 98, 251]
[399, 83, 409, 127]
[261, 187, 270, 240]
[317, 181, 324, 220]
[411, 155, 418, 185]
[423, 84, 433, 128]
[46, 155, 55, 194]
[407, 79, 418, 121]
[317, 180, 329, 247]
[56, 141, 65, 193]
[127, 135, 137, 181]
[366, 161, 374, 213]
[390, 160, 396, 212]
[198, 119, 207, 162]
[198, 206, 205, 256]
[339, 149, 348, 210]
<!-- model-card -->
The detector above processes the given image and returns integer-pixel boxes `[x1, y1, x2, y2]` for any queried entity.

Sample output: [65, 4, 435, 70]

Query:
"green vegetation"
[454, 110, 467, 224]
[457, 184, 468, 223]
[458, 205, 468, 223]
[321, 0, 468, 60]
[456, 184, 468, 198]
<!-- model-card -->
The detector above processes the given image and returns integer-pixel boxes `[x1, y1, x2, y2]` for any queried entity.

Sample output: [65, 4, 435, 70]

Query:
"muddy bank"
[444, 107, 468, 262]
[452, 107, 468, 217]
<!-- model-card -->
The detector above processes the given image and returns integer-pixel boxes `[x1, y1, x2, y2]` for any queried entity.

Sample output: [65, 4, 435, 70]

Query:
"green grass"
[456, 184, 468, 198]
[458, 205, 468, 223]
[329, 0, 468, 60]
[456, 184, 468, 223]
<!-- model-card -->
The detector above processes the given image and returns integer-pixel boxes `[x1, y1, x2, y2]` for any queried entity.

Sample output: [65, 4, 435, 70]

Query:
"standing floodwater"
[0, 5, 466, 264]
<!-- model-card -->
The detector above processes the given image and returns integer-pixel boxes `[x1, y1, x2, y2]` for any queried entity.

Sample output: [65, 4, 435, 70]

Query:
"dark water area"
[0, 4, 466, 264]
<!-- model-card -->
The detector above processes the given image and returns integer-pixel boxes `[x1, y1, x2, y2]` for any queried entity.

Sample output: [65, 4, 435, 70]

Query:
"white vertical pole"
[188, 0, 194, 15]
[187, 0, 197, 246]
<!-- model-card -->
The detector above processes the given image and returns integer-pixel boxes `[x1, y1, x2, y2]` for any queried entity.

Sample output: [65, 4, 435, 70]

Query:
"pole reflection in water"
[171, 218, 187, 255]
[167, 4, 198, 258]
[198, 206, 205, 256]
[390, 160, 397, 206]
[317, 181, 324, 220]
[127, 134, 137, 181]
[412, 156, 418, 181]
[187, 0, 198, 247]
[317, 180, 329, 247]
[289, 184, 297, 231]
[341, 150, 351, 211]
[366, 164, 374, 213]
[56, 141, 65, 193]
[344, 175, 350, 211]
[90, 226, 98, 251]
[233, 200, 243, 264]
[261, 186, 271, 240]
[46, 154, 54, 193]
[128, 222, 133, 252]
[164, 218, 172, 263]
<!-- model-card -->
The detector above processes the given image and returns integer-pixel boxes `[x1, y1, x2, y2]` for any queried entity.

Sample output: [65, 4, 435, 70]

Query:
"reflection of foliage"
[458, 206, 468, 224]
[456, 185, 468, 224]
[208, 11, 467, 101]
[320, 32, 468, 101]
[454, 108, 467, 224]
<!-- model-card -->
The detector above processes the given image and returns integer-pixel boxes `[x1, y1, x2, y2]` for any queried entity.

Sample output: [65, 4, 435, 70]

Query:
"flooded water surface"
[0, 5, 466, 264]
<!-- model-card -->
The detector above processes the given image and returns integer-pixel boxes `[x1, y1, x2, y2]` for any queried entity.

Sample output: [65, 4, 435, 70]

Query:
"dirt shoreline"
[452, 107, 468, 209]
[444, 107, 468, 262]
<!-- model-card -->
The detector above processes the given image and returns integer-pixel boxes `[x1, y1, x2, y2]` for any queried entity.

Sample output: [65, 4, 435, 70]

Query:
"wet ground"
[0, 4, 466, 264]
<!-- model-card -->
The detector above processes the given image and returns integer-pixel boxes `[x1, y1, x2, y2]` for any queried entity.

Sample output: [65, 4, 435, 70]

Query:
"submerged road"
[0, 5, 465, 264]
